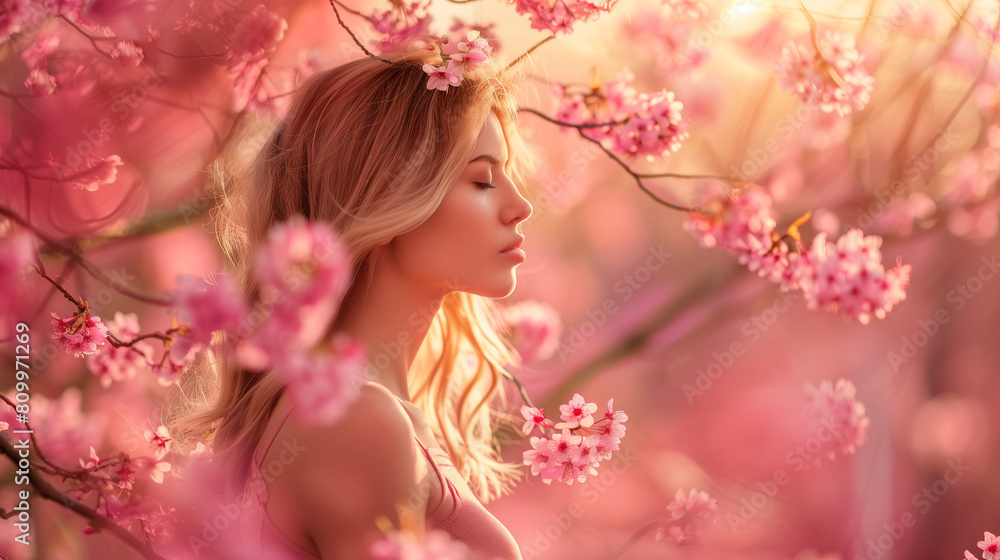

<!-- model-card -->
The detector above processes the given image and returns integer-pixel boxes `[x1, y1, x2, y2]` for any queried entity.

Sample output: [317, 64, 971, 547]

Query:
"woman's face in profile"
[388, 111, 533, 298]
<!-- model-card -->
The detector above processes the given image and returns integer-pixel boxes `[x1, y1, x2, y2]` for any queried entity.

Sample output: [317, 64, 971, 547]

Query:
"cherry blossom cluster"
[422, 31, 493, 92]
[500, 299, 563, 363]
[803, 379, 870, 460]
[511, 0, 618, 35]
[521, 394, 628, 485]
[552, 69, 688, 161]
[684, 184, 911, 324]
[371, 529, 472, 560]
[0, 414, 177, 540]
[775, 30, 875, 116]
[655, 488, 719, 545]
[966, 531, 1000, 560]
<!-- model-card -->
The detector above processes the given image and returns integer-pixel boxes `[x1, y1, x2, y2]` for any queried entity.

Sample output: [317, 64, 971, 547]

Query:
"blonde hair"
[168, 49, 537, 503]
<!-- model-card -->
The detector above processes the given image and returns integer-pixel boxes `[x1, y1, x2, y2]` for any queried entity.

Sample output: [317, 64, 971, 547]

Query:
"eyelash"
[475, 182, 496, 190]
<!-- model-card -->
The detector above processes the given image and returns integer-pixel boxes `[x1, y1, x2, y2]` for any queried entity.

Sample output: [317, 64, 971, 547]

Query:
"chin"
[469, 274, 518, 299]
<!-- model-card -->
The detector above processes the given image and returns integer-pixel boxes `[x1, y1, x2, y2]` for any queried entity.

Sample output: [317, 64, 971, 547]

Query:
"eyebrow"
[469, 154, 502, 165]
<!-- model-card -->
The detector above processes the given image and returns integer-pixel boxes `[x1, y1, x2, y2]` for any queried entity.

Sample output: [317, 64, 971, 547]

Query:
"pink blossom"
[804, 379, 870, 458]
[512, 0, 618, 36]
[0, 388, 105, 465]
[980, 531, 1000, 560]
[228, 5, 286, 62]
[24, 67, 57, 95]
[281, 334, 366, 425]
[255, 217, 351, 308]
[84, 312, 152, 387]
[58, 154, 124, 191]
[371, 529, 472, 560]
[0, 0, 30, 40]
[21, 29, 60, 69]
[109, 40, 144, 66]
[501, 300, 562, 362]
[423, 60, 463, 91]
[172, 273, 248, 345]
[656, 488, 719, 545]
[775, 30, 875, 116]
[452, 30, 492, 65]
[558, 393, 598, 428]
[520, 405, 549, 435]
[144, 425, 172, 461]
[51, 310, 109, 357]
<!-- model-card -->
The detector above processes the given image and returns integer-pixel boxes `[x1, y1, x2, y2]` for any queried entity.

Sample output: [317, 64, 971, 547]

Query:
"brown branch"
[0, 205, 173, 306]
[504, 34, 555, 73]
[0, 434, 166, 560]
[328, 0, 392, 64]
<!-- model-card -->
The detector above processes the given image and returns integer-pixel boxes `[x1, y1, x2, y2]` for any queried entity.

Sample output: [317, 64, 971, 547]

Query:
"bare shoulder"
[277, 383, 421, 558]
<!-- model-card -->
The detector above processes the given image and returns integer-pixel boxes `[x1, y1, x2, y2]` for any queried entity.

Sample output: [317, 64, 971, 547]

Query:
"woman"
[169, 46, 536, 560]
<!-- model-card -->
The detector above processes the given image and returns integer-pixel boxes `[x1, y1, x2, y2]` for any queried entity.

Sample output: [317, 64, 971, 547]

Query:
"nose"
[503, 181, 533, 226]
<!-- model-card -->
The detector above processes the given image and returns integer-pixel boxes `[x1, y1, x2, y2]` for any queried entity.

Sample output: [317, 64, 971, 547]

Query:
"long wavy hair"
[167, 49, 538, 503]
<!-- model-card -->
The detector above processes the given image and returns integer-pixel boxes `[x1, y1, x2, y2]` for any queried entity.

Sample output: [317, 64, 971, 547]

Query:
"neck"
[325, 248, 448, 402]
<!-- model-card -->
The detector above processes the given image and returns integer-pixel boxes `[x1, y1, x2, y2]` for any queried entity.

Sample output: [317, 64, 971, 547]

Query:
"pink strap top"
[240, 401, 522, 560]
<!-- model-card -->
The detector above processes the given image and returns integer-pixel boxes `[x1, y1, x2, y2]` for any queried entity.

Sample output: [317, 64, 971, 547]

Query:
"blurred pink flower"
[109, 40, 144, 66]
[980, 531, 1000, 560]
[228, 5, 286, 62]
[172, 273, 248, 346]
[512, 0, 618, 35]
[255, 216, 351, 308]
[20, 29, 60, 68]
[150, 335, 203, 386]
[0, 0, 30, 40]
[24, 67, 57, 95]
[501, 299, 562, 362]
[0, 388, 106, 465]
[51, 310, 109, 357]
[775, 30, 875, 116]
[656, 488, 719, 545]
[370, 0, 433, 55]
[804, 379, 870, 458]
[371, 529, 472, 560]
[453, 30, 492, 65]
[423, 60, 463, 91]
[281, 334, 366, 425]
[84, 311, 152, 386]
[58, 154, 124, 191]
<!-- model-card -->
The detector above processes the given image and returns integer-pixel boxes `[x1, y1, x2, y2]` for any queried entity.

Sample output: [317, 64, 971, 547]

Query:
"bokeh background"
[1, 0, 999, 559]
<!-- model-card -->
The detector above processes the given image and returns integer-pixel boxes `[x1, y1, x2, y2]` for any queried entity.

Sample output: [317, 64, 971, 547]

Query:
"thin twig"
[328, 0, 392, 64]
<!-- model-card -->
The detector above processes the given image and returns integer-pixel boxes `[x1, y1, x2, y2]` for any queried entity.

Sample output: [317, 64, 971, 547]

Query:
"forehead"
[472, 112, 507, 159]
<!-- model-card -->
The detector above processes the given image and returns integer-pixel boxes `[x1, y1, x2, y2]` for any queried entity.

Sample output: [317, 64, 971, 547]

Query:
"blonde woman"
[170, 48, 535, 560]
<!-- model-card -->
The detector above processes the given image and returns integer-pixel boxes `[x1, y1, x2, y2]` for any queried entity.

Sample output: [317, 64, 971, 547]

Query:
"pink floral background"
[1, 0, 999, 559]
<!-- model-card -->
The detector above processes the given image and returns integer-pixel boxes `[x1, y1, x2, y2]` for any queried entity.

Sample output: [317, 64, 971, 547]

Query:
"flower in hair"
[422, 31, 493, 92]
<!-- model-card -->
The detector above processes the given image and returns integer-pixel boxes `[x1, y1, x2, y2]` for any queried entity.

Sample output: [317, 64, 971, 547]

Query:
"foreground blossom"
[255, 216, 350, 308]
[522, 394, 627, 484]
[172, 273, 248, 345]
[371, 529, 472, 560]
[656, 488, 719, 545]
[804, 379, 870, 459]
[775, 30, 875, 116]
[280, 334, 366, 425]
[501, 300, 563, 362]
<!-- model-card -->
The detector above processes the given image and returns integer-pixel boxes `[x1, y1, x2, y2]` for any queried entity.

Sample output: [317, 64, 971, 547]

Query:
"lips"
[501, 237, 524, 253]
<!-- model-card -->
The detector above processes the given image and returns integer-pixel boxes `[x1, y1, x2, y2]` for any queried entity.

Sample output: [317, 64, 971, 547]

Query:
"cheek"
[397, 191, 493, 275]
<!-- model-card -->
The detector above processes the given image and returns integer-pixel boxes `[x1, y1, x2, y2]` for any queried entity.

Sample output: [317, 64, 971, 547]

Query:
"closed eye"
[475, 182, 496, 190]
